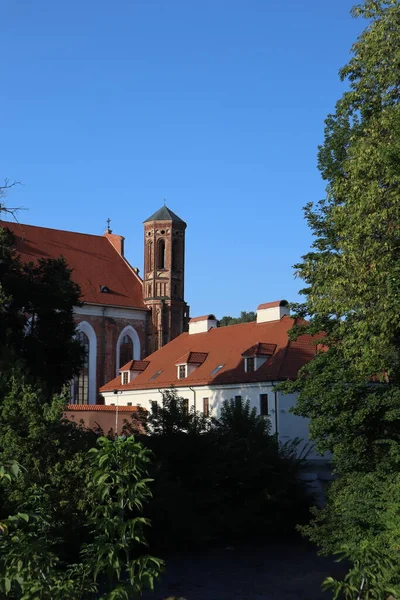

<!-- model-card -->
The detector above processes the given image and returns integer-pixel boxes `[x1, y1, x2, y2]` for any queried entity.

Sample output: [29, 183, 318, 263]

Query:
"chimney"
[256, 300, 290, 323]
[104, 232, 125, 256]
[189, 314, 218, 334]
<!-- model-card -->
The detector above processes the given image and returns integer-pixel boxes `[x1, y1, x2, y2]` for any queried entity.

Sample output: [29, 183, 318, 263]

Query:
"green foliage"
[218, 310, 256, 327]
[147, 388, 212, 435]
[278, 0, 400, 594]
[0, 437, 162, 599]
[0, 225, 84, 394]
[322, 543, 400, 599]
[144, 396, 310, 549]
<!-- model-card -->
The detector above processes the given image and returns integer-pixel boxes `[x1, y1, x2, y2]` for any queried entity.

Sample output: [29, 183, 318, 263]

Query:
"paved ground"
[143, 542, 345, 600]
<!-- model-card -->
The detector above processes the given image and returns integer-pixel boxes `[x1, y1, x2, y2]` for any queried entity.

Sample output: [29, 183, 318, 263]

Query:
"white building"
[101, 300, 326, 463]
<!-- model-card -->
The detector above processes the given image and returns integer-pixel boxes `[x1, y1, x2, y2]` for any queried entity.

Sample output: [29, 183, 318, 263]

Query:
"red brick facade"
[143, 215, 189, 354]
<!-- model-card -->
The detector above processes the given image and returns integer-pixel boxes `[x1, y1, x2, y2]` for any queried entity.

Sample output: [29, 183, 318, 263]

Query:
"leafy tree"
[0, 436, 163, 599]
[145, 396, 310, 549]
[280, 0, 400, 594]
[147, 388, 212, 435]
[0, 225, 84, 394]
[218, 310, 256, 327]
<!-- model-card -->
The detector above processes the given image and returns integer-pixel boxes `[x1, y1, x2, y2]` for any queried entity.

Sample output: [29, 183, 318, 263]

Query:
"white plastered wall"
[101, 381, 324, 460]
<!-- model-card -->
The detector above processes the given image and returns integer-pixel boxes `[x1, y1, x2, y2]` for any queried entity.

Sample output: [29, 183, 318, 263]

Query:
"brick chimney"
[104, 232, 125, 256]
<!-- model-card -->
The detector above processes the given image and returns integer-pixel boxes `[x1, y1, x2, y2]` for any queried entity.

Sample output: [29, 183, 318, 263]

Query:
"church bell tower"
[143, 205, 189, 353]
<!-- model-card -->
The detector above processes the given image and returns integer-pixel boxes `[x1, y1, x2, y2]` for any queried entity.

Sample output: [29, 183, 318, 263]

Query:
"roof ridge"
[1, 220, 107, 239]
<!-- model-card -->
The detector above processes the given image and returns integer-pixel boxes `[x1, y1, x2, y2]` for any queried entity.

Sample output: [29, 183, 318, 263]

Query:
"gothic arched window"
[157, 239, 166, 269]
[73, 331, 90, 405]
[119, 334, 134, 368]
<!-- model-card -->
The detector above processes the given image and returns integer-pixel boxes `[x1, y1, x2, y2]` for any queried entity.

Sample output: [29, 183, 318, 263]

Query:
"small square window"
[178, 364, 186, 379]
[127, 402, 132, 406]
[122, 372, 128, 385]
[246, 357, 255, 372]
[151, 400, 158, 414]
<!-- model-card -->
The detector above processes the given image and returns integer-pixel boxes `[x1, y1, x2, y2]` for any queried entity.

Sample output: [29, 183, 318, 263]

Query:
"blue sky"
[1, 0, 364, 318]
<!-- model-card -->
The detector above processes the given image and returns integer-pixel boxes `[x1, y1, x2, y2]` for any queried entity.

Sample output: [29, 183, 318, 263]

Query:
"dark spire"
[143, 205, 186, 224]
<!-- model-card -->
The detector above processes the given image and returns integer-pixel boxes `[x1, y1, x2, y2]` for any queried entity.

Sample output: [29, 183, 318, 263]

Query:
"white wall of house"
[102, 381, 324, 461]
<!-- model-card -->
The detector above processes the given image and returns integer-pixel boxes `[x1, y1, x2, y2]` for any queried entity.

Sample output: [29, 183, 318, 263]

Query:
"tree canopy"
[0, 225, 84, 394]
[218, 310, 256, 327]
[280, 0, 400, 593]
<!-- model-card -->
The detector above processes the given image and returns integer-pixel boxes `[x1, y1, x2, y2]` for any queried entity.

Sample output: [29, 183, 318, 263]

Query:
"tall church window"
[157, 239, 166, 269]
[119, 334, 133, 368]
[73, 331, 89, 405]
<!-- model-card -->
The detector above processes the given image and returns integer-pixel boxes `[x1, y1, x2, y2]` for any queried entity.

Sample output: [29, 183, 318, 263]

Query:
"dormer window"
[246, 357, 255, 373]
[242, 343, 277, 373]
[175, 352, 208, 379]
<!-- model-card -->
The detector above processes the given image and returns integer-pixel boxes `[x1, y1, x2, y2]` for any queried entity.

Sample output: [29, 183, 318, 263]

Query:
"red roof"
[100, 316, 320, 392]
[175, 351, 209, 365]
[120, 360, 150, 372]
[1, 221, 146, 309]
[242, 343, 277, 357]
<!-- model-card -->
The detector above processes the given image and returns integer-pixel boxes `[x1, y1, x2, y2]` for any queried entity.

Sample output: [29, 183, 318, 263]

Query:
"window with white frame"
[178, 364, 186, 379]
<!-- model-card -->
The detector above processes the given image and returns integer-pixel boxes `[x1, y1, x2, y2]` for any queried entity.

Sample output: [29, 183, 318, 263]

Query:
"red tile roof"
[120, 360, 150, 372]
[66, 404, 143, 412]
[1, 221, 146, 309]
[100, 316, 320, 393]
[175, 351, 209, 365]
[242, 343, 277, 357]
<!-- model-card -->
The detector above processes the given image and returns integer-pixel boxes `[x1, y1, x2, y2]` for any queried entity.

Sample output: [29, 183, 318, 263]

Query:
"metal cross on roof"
[106, 218, 112, 233]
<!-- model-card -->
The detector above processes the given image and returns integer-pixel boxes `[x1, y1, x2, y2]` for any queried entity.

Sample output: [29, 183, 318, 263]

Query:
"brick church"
[2, 205, 189, 404]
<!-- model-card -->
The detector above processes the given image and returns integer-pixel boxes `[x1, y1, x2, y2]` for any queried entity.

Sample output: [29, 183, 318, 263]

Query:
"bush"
[143, 394, 311, 550]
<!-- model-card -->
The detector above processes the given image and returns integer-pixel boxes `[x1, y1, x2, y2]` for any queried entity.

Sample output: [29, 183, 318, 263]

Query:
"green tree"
[0, 436, 163, 599]
[218, 310, 256, 327]
[147, 388, 212, 435]
[280, 0, 400, 594]
[0, 225, 84, 394]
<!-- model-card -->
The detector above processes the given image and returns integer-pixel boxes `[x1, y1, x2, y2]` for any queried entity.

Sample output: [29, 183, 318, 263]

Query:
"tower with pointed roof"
[143, 205, 189, 353]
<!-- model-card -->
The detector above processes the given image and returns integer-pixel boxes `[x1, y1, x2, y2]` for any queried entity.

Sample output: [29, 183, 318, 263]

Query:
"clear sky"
[1, 0, 364, 318]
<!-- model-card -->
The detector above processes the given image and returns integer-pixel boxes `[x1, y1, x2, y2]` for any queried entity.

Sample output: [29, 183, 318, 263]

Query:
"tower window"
[172, 238, 180, 270]
[147, 241, 153, 270]
[157, 239, 166, 269]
